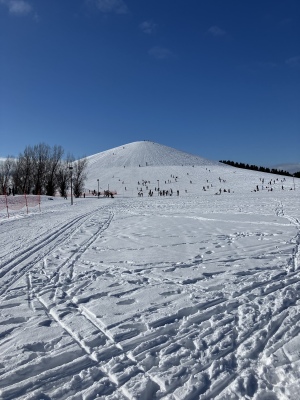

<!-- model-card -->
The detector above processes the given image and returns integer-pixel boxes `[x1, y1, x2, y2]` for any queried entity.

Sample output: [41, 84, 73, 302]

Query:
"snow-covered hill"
[86, 141, 220, 168]
[84, 141, 296, 197]
[0, 141, 300, 400]
[85, 141, 221, 193]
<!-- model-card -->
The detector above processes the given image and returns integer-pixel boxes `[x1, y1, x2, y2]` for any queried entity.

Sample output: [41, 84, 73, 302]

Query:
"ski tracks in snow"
[0, 209, 107, 296]
[0, 199, 300, 399]
[0, 206, 118, 399]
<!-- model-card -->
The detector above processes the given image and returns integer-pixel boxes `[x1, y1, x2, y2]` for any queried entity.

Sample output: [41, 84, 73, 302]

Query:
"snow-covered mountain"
[86, 141, 219, 168]
[84, 140, 297, 196]
[85, 141, 225, 194]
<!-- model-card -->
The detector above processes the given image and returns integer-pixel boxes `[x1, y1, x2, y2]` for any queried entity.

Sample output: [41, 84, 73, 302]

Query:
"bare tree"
[13, 147, 33, 194]
[9, 144, 88, 197]
[45, 145, 64, 196]
[12, 144, 65, 195]
[72, 158, 88, 198]
[56, 154, 74, 198]
[0, 156, 15, 195]
[31, 143, 50, 195]
[11, 157, 23, 195]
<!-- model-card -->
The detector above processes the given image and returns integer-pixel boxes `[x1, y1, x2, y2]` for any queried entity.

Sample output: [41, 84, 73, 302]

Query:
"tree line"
[0, 143, 87, 197]
[219, 160, 300, 178]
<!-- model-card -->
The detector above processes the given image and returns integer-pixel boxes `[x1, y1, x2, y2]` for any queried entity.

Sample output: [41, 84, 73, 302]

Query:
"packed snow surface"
[1, 142, 300, 400]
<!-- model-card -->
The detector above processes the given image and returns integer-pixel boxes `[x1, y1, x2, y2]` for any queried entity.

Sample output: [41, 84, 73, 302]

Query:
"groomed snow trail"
[0, 191, 299, 400]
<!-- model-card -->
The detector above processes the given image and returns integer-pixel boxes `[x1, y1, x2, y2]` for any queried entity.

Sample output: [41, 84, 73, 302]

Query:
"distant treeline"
[219, 160, 300, 178]
[0, 143, 87, 197]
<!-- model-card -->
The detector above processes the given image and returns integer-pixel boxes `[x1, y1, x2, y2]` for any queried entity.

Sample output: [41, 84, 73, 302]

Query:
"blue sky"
[1, 0, 299, 166]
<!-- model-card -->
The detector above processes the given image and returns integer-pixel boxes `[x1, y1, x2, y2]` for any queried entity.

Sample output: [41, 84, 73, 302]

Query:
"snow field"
[0, 145, 299, 399]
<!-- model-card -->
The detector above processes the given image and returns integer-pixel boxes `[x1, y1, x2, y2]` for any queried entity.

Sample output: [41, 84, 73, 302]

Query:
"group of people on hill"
[252, 177, 295, 192]
[99, 167, 298, 198]
[134, 173, 234, 197]
[135, 175, 181, 197]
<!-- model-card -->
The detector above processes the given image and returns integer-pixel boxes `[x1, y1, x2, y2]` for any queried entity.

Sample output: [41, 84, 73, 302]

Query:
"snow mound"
[86, 141, 220, 168]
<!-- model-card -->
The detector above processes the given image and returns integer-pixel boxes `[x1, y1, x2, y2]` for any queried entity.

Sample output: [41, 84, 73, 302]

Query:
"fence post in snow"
[5, 192, 9, 218]
[24, 193, 28, 214]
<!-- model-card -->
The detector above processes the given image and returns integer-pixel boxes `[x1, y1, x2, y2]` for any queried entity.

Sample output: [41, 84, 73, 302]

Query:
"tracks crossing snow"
[0, 196, 300, 399]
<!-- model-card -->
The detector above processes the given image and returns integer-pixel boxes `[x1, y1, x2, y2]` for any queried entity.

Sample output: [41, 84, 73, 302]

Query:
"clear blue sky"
[1, 0, 299, 166]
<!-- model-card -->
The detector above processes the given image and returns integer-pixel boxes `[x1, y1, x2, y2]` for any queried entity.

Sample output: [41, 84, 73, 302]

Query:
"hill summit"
[84, 141, 226, 194]
[86, 141, 219, 169]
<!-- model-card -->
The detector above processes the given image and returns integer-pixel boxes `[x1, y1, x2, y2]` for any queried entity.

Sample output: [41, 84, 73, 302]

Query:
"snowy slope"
[85, 141, 298, 197]
[0, 142, 300, 400]
[86, 141, 220, 168]
[85, 141, 222, 193]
